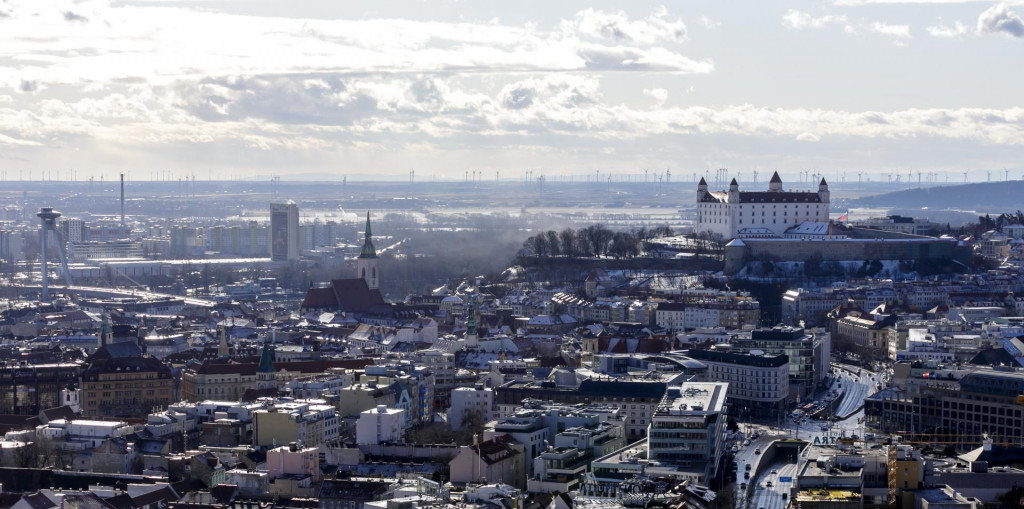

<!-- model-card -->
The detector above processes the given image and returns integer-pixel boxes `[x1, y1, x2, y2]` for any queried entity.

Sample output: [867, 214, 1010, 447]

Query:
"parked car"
[754, 448, 761, 454]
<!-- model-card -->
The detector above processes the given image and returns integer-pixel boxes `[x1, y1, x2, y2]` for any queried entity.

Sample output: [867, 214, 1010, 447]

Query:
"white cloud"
[783, 10, 909, 40]
[782, 10, 848, 30]
[0, 3, 713, 91]
[837, 0, 1024, 4]
[644, 88, 668, 104]
[870, 21, 912, 38]
[926, 20, 969, 37]
[564, 7, 688, 44]
[977, 3, 1024, 37]
[5, 72, 1023, 155]
[698, 16, 720, 29]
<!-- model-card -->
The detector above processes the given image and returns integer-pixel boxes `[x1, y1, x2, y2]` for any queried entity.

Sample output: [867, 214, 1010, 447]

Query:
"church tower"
[464, 298, 478, 348]
[357, 211, 380, 290]
[256, 339, 276, 389]
[98, 313, 112, 348]
[818, 177, 830, 204]
[218, 325, 230, 358]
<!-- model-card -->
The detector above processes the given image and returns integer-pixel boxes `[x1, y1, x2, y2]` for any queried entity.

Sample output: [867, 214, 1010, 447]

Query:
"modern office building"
[729, 326, 830, 401]
[647, 382, 730, 487]
[687, 348, 789, 418]
[865, 364, 1024, 442]
[495, 379, 668, 440]
[270, 201, 300, 262]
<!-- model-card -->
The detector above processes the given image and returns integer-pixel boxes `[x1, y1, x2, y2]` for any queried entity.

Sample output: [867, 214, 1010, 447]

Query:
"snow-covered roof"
[785, 221, 831, 235]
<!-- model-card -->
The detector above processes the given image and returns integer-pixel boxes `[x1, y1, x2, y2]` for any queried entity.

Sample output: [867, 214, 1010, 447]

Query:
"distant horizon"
[0, 170, 1020, 186]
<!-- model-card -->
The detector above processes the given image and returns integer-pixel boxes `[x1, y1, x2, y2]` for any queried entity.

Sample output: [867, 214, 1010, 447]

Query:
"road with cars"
[731, 434, 781, 505]
[747, 460, 799, 509]
[728, 364, 888, 507]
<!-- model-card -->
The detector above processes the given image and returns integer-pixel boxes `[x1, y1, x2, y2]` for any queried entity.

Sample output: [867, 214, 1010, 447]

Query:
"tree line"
[519, 225, 674, 259]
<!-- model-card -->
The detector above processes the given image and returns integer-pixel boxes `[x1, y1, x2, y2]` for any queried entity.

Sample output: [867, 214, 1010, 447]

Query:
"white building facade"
[356, 405, 406, 445]
[696, 172, 830, 240]
[448, 386, 495, 430]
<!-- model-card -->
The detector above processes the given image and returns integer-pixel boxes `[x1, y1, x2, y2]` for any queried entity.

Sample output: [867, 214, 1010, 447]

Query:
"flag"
[837, 212, 848, 221]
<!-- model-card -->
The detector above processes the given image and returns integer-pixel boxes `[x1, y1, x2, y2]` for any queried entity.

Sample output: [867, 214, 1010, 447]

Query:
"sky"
[0, 0, 1022, 182]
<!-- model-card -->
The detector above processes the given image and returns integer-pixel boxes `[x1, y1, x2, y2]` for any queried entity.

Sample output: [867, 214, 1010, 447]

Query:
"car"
[821, 424, 830, 431]
[743, 439, 751, 446]
[782, 493, 788, 500]
[851, 434, 860, 439]
[771, 470, 777, 475]
[751, 432, 760, 439]
[766, 481, 773, 488]
[745, 464, 752, 471]
[754, 448, 761, 454]
[744, 472, 750, 479]
[740, 483, 747, 490]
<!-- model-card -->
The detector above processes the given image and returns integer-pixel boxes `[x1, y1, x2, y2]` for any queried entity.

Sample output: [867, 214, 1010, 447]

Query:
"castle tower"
[357, 211, 380, 290]
[769, 171, 783, 192]
[697, 177, 708, 201]
[818, 177, 830, 204]
[728, 178, 740, 203]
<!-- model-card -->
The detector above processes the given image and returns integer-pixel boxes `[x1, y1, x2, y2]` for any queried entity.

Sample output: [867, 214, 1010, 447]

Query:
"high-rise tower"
[357, 212, 380, 290]
[36, 207, 73, 301]
[269, 201, 300, 262]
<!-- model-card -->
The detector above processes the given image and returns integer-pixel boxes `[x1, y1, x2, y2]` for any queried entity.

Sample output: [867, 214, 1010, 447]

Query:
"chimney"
[120, 173, 125, 231]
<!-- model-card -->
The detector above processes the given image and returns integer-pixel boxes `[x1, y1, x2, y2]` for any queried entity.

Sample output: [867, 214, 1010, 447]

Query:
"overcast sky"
[0, 0, 1022, 182]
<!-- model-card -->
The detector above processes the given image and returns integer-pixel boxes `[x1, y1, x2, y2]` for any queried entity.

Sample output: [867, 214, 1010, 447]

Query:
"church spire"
[257, 338, 275, 373]
[359, 211, 377, 259]
[218, 325, 230, 358]
[465, 298, 478, 348]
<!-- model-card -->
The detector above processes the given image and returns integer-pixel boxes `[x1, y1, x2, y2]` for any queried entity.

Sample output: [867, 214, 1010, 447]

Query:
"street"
[747, 460, 798, 509]
[729, 363, 886, 507]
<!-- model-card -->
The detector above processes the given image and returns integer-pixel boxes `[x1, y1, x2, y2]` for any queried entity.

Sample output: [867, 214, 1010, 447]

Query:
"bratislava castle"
[696, 171, 830, 240]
